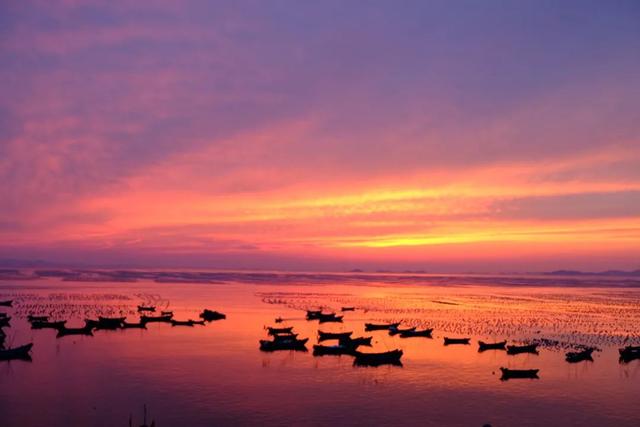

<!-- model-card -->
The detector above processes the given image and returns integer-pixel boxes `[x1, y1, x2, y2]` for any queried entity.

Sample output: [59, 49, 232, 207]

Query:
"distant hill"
[544, 269, 640, 277]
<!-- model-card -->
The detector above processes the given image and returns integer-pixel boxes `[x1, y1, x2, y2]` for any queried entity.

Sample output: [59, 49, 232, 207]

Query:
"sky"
[0, 0, 639, 272]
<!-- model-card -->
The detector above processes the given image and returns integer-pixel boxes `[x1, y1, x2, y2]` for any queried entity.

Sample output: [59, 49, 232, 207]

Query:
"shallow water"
[1, 272, 639, 426]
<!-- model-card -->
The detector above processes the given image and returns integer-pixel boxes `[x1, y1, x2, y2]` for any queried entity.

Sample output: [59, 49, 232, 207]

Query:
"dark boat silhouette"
[565, 348, 594, 363]
[259, 337, 309, 352]
[199, 309, 226, 321]
[161, 311, 173, 316]
[365, 322, 400, 331]
[318, 313, 343, 323]
[95, 317, 125, 330]
[27, 315, 49, 322]
[500, 367, 539, 380]
[400, 328, 433, 338]
[306, 310, 322, 320]
[0, 300, 13, 307]
[353, 349, 403, 366]
[141, 314, 173, 323]
[478, 340, 507, 351]
[57, 325, 94, 337]
[444, 337, 470, 345]
[122, 321, 147, 329]
[0, 343, 32, 361]
[388, 325, 416, 336]
[339, 336, 373, 347]
[318, 331, 352, 342]
[31, 320, 66, 329]
[137, 305, 156, 312]
[619, 345, 640, 363]
[507, 343, 539, 355]
[273, 333, 298, 342]
[274, 317, 284, 323]
[171, 319, 199, 327]
[267, 326, 294, 335]
[341, 306, 355, 311]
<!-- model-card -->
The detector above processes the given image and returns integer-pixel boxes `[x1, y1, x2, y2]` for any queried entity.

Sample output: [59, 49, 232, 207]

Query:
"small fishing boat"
[353, 349, 403, 366]
[199, 309, 226, 321]
[364, 322, 400, 331]
[171, 319, 197, 327]
[57, 325, 94, 337]
[318, 331, 352, 342]
[507, 343, 539, 355]
[137, 305, 156, 312]
[31, 320, 66, 329]
[313, 343, 358, 356]
[122, 321, 147, 329]
[619, 346, 640, 363]
[318, 313, 343, 323]
[444, 337, 470, 345]
[0, 300, 13, 307]
[500, 367, 539, 380]
[306, 310, 323, 320]
[400, 328, 433, 338]
[341, 307, 355, 312]
[161, 311, 174, 316]
[275, 317, 284, 323]
[141, 314, 173, 323]
[478, 340, 507, 351]
[273, 333, 299, 342]
[84, 319, 100, 329]
[565, 348, 594, 363]
[339, 336, 373, 347]
[0, 343, 33, 361]
[267, 326, 294, 335]
[96, 316, 125, 329]
[27, 315, 49, 322]
[388, 326, 416, 336]
[259, 337, 309, 352]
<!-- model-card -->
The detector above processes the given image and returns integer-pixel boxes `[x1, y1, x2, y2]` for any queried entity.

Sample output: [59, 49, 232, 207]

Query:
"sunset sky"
[1, 0, 639, 272]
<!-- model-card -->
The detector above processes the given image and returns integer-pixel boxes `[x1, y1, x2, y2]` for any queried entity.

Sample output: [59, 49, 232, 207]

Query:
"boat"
[339, 336, 373, 347]
[619, 346, 640, 363]
[306, 310, 323, 320]
[57, 325, 94, 337]
[364, 322, 400, 331]
[478, 340, 507, 351]
[0, 300, 13, 307]
[444, 337, 471, 345]
[84, 319, 100, 329]
[273, 333, 299, 342]
[275, 317, 284, 323]
[122, 321, 147, 329]
[353, 349, 403, 366]
[267, 326, 294, 335]
[259, 337, 309, 352]
[199, 309, 226, 321]
[96, 316, 125, 329]
[27, 315, 49, 322]
[565, 348, 594, 363]
[500, 367, 539, 380]
[171, 319, 197, 327]
[161, 311, 174, 316]
[0, 343, 33, 361]
[400, 328, 433, 338]
[341, 307, 355, 311]
[318, 313, 343, 323]
[141, 314, 173, 323]
[137, 305, 156, 312]
[318, 331, 352, 342]
[506, 343, 539, 355]
[313, 343, 358, 356]
[31, 320, 67, 329]
[388, 326, 416, 336]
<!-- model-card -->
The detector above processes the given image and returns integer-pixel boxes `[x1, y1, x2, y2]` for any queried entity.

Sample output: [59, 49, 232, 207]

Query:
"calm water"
[1, 271, 639, 426]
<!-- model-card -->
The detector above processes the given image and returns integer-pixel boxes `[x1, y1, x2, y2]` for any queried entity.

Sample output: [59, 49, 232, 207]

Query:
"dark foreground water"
[1, 271, 639, 426]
